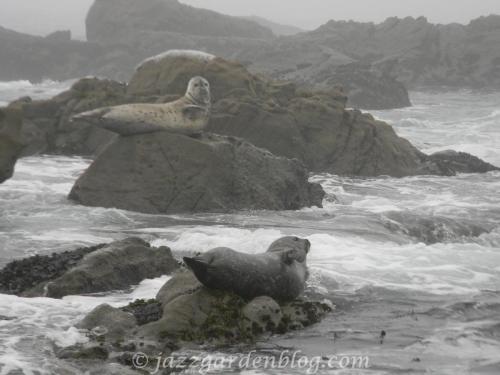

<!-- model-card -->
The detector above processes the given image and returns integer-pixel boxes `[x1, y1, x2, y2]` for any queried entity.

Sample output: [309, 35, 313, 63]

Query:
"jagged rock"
[68, 132, 324, 214]
[0, 238, 179, 298]
[0, 107, 24, 183]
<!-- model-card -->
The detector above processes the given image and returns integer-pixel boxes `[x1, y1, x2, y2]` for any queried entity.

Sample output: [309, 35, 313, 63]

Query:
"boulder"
[0, 238, 180, 298]
[428, 150, 500, 174]
[0, 107, 24, 183]
[68, 132, 324, 214]
[77, 304, 137, 342]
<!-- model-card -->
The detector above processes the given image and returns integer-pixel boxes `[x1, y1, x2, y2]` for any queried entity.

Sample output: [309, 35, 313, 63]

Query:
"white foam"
[137, 49, 216, 70]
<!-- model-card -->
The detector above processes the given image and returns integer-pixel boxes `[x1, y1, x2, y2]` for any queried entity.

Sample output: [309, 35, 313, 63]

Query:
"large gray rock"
[0, 107, 24, 183]
[69, 132, 324, 214]
[86, 0, 273, 44]
[22, 238, 179, 298]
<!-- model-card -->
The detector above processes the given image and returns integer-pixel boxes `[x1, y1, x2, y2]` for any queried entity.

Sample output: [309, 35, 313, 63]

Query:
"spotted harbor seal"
[183, 236, 310, 301]
[72, 76, 211, 136]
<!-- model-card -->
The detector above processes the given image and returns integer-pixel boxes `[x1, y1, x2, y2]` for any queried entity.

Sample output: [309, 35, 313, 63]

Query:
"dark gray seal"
[71, 76, 211, 136]
[183, 236, 310, 301]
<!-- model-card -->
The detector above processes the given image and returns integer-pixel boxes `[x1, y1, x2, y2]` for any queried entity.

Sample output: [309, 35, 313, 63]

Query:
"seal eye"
[194, 83, 200, 87]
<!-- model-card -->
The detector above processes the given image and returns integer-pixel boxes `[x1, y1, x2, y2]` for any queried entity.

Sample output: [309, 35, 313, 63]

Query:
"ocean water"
[0, 83, 499, 374]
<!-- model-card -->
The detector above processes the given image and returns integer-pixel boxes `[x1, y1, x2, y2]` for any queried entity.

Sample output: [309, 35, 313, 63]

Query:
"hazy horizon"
[0, 0, 499, 39]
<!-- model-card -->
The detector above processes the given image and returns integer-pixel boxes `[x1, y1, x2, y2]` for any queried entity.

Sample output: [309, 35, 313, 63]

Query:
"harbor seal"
[183, 236, 310, 301]
[71, 76, 211, 136]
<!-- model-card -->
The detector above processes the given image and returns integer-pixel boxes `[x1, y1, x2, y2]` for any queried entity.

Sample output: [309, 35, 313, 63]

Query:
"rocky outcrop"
[259, 15, 500, 90]
[0, 238, 179, 298]
[12, 53, 497, 177]
[428, 150, 500, 174]
[313, 63, 411, 109]
[86, 0, 273, 44]
[62, 267, 332, 369]
[8, 78, 127, 156]
[68, 132, 324, 214]
[125, 54, 454, 177]
[239, 16, 304, 36]
[0, 107, 24, 183]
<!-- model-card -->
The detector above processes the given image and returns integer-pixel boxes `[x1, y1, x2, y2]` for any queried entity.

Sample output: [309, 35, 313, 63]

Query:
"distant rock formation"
[86, 0, 273, 44]
[240, 15, 305, 36]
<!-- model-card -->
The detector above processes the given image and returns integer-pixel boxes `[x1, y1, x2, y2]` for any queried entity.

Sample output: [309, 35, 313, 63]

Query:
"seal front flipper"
[182, 105, 208, 121]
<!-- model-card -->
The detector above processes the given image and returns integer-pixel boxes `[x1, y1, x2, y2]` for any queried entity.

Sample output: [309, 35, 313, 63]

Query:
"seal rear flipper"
[70, 107, 112, 125]
[183, 256, 209, 282]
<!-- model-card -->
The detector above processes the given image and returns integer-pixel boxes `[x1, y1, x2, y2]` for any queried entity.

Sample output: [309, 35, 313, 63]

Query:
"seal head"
[185, 76, 211, 106]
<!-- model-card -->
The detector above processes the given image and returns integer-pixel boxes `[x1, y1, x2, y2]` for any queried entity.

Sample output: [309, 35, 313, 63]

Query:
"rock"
[315, 63, 412, 110]
[86, 0, 273, 44]
[428, 150, 500, 174]
[0, 107, 24, 183]
[45, 30, 72, 42]
[2, 238, 180, 298]
[57, 345, 109, 361]
[11, 53, 496, 177]
[120, 299, 163, 326]
[126, 54, 428, 177]
[10, 78, 127, 155]
[137, 268, 332, 344]
[240, 16, 304, 36]
[77, 304, 137, 342]
[68, 132, 324, 214]
[0, 244, 105, 295]
[241, 296, 282, 335]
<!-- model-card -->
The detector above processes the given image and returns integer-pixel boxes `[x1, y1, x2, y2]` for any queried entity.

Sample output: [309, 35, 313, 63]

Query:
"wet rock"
[0, 238, 179, 298]
[0, 243, 105, 295]
[0, 107, 24, 183]
[78, 304, 137, 342]
[57, 345, 109, 361]
[121, 299, 163, 326]
[241, 296, 282, 335]
[428, 150, 500, 174]
[68, 132, 324, 214]
[137, 268, 332, 345]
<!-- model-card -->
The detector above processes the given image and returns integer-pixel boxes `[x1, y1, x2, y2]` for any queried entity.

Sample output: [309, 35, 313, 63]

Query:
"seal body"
[72, 76, 211, 136]
[183, 236, 310, 301]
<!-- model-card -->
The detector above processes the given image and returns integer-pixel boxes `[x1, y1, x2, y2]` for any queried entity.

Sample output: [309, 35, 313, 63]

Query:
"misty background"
[1, 0, 499, 39]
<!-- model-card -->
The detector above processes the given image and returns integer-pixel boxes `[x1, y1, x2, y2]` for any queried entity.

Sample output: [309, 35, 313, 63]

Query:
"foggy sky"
[0, 0, 499, 38]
